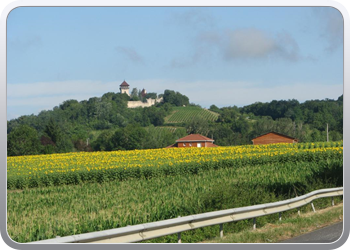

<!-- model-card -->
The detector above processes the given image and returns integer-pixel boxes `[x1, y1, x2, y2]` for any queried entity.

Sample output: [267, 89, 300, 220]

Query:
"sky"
[6, 6, 344, 120]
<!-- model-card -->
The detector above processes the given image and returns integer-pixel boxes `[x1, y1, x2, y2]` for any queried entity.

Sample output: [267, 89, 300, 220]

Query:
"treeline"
[7, 90, 190, 156]
[7, 90, 343, 156]
[207, 95, 343, 145]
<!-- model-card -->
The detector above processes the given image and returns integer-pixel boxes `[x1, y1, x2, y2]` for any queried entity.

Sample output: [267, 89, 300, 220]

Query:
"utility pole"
[327, 123, 329, 142]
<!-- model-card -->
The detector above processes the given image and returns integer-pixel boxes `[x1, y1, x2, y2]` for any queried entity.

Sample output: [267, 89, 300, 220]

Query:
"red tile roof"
[176, 134, 214, 142]
[120, 80, 129, 87]
[251, 131, 298, 141]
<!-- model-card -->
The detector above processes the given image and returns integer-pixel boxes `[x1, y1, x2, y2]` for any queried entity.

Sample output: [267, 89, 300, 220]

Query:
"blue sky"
[7, 7, 343, 120]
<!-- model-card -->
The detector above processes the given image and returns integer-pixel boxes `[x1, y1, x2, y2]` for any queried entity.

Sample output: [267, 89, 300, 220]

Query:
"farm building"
[251, 132, 298, 145]
[166, 134, 218, 148]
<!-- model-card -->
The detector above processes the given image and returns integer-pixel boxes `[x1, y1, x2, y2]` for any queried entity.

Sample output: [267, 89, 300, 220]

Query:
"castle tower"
[120, 80, 130, 96]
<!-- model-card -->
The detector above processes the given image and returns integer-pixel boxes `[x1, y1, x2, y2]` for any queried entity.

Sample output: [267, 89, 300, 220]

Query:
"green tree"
[111, 124, 148, 150]
[186, 117, 210, 136]
[209, 105, 221, 114]
[7, 125, 41, 156]
[163, 90, 190, 106]
[211, 124, 235, 146]
[92, 130, 115, 151]
[130, 88, 139, 101]
[44, 118, 74, 153]
[44, 118, 61, 144]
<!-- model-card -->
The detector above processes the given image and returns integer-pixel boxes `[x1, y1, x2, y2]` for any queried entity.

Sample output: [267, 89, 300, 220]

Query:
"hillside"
[164, 106, 219, 124]
[6, 91, 343, 156]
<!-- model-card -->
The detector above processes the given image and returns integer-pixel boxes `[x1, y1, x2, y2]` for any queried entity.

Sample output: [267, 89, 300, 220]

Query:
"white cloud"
[224, 29, 276, 59]
[171, 28, 303, 68]
[202, 28, 302, 62]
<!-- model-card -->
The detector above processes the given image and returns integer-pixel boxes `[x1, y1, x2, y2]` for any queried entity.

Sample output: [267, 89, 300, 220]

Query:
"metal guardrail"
[30, 187, 343, 244]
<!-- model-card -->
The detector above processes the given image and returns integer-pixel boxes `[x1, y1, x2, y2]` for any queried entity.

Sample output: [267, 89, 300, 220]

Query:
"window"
[189, 143, 192, 147]
[183, 143, 186, 146]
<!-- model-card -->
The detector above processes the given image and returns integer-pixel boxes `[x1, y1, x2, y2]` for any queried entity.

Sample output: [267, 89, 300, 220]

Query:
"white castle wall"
[127, 97, 163, 108]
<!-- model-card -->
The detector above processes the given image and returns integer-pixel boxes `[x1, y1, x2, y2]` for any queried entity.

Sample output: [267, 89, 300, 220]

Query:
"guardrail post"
[298, 207, 300, 216]
[279, 212, 282, 221]
[253, 218, 256, 230]
[177, 216, 182, 243]
[332, 197, 335, 206]
[220, 224, 223, 238]
[311, 202, 316, 213]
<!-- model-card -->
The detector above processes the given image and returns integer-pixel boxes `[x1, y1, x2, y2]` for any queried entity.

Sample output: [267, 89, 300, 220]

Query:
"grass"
[202, 203, 343, 243]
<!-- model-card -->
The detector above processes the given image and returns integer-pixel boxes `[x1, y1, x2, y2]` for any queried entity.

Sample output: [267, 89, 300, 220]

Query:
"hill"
[164, 106, 219, 124]
[6, 91, 343, 156]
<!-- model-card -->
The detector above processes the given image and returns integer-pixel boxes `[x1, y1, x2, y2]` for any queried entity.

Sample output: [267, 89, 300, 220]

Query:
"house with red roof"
[166, 134, 218, 148]
[251, 132, 298, 145]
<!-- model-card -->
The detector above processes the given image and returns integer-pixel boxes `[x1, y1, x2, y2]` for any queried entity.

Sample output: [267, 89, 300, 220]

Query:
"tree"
[252, 116, 274, 137]
[142, 106, 166, 127]
[92, 130, 115, 151]
[145, 92, 157, 99]
[163, 90, 190, 106]
[44, 118, 74, 153]
[209, 105, 221, 114]
[186, 117, 210, 136]
[130, 88, 139, 101]
[211, 124, 235, 146]
[111, 124, 148, 150]
[7, 125, 41, 156]
[44, 118, 61, 144]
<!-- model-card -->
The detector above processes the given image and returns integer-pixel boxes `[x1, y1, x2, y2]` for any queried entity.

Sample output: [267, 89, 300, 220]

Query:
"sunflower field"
[7, 141, 343, 189]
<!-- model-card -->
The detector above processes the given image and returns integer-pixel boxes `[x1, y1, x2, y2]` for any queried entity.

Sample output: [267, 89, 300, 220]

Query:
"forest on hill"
[7, 89, 343, 156]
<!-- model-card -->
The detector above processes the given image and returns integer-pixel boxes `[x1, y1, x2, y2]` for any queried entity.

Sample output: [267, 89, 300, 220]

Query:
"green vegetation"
[7, 88, 343, 158]
[165, 106, 219, 124]
[7, 141, 342, 242]
[203, 204, 343, 243]
[6, 89, 344, 244]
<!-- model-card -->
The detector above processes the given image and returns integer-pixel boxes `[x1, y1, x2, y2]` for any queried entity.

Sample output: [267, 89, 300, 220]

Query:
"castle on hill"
[119, 80, 163, 108]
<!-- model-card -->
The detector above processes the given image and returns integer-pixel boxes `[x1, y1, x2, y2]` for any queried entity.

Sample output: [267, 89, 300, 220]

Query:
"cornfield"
[7, 141, 343, 243]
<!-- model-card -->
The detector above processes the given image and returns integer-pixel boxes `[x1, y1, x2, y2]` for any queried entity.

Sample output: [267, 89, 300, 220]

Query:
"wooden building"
[166, 134, 218, 148]
[251, 132, 298, 145]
